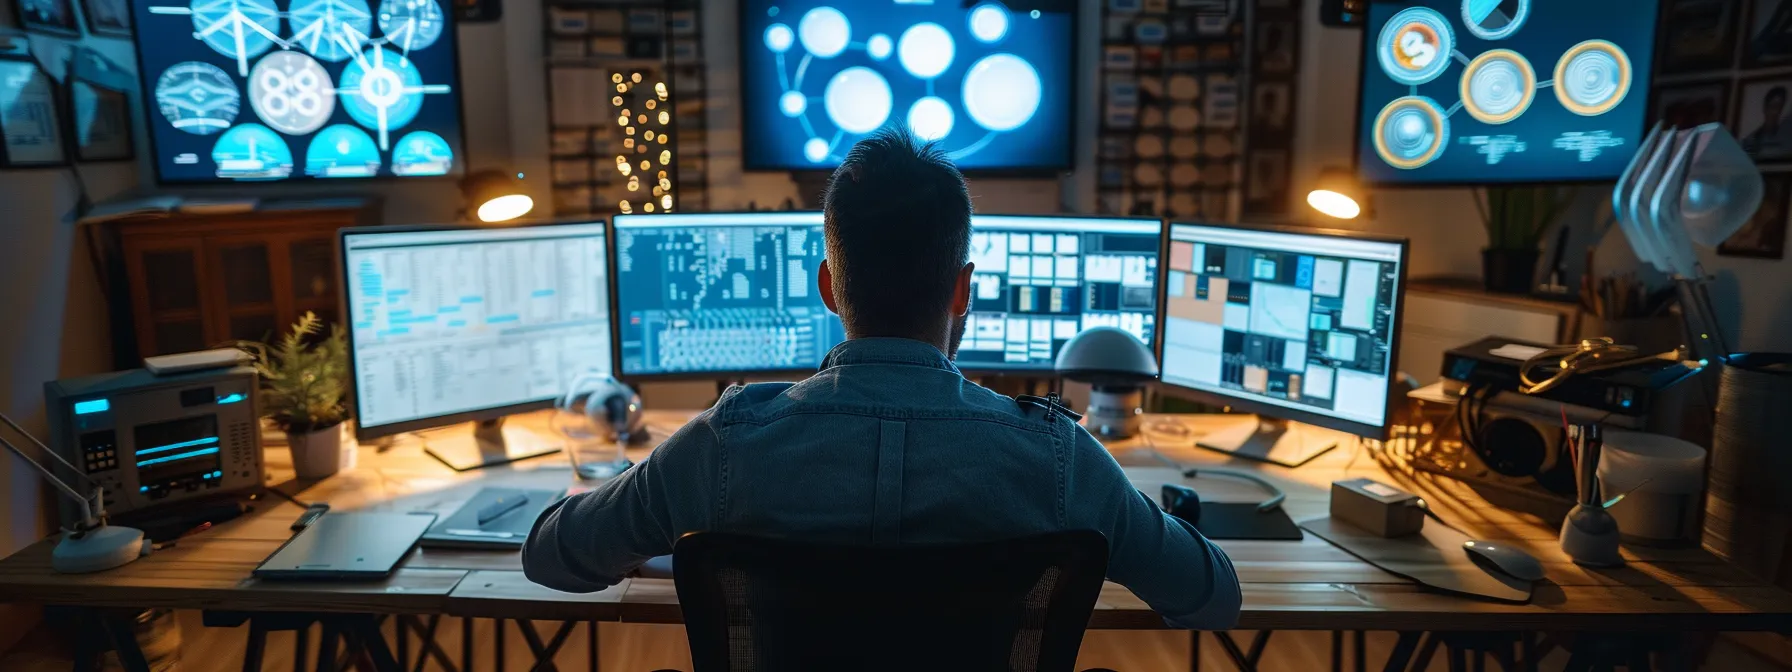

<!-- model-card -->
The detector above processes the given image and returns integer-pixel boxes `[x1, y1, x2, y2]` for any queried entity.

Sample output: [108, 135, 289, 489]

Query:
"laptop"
[253, 512, 438, 580]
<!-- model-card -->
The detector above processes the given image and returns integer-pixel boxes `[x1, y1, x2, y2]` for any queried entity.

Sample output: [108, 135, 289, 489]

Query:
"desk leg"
[244, 620, 269, 672]
[516, 620, 579, 672]
[101, 612, 152, 672]
[1381, 632, 1422, 672]
[346, 615, 402, 672]
[1354, 632, 1366, 672]
[494, 620, 506, 672]
[294, 625, 309, 672]
[1189, 631, 1201, 672]
[463, 618, 475, 672]
[1331, 631, 1343, 672]
[1213, 631, 1272, 672]
[316, 622, 340, 672]
[586, 621, 598, 672]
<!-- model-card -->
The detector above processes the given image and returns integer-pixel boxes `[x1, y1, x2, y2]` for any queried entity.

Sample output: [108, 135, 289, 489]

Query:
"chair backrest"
[672, 530, 1109, 672]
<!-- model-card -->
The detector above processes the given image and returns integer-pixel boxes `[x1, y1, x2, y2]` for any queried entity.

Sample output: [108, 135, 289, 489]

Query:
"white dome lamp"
[1054, 327, 1159, 440]
[0, 413, 149, 573]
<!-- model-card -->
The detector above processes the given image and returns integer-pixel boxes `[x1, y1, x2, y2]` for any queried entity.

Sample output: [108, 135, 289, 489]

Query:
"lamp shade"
[1055, 327, 1159, 387]
[1307, 167, 1365, 220]
[462, 170, 535, 223]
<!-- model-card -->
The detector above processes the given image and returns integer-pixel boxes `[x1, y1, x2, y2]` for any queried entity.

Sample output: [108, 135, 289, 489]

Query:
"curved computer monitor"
[1156, 222, 1409, 466]
[610, 212, 846, 380]
[339, 221, 615, 449]
[958, 214, 1163, 374]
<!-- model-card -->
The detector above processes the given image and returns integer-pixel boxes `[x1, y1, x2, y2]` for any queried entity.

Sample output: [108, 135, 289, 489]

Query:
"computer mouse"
[1462, 540, 1545, 582]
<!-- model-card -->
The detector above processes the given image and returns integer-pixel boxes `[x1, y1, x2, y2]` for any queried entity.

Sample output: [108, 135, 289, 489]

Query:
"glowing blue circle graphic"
[797, 7, 850, 59]
[1030, 9, 1040, 18]
[377, 0, 446, 52]
[1372, 96, 1450, 170]
[211, 123, 293, 180]
[155, 61, 239, 135]
[898, 22, 954, 79]
[1376, 7, 1454, 86]
[963, 54, 1040, 132]
[908, 96, 954, 141]
[1462, 0, 1528, 41]
[340, 47, 425, 132]
[969, 3, 1009, 43]
[803, 137, 829, 162]
[780, 90, 807, 116]
[867, 33, 892, 60]
[190, 0, 281, 63]
[305, 124, 381, 177]
[764, 23, 794, 53]
[393, 130, 453, 175]
[289, 0, 373, 62]
[249, 51, 336, 135]
[824, 66, 892, 134]
[1555, 40, 1631, 116]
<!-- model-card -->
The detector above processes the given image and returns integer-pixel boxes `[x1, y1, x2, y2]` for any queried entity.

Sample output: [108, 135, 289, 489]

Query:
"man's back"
[523, 338, 1242, 630]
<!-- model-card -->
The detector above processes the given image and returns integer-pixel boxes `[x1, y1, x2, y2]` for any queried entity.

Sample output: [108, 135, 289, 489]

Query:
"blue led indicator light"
[74, 399, 110, 415]
[216, 393, 247, 405]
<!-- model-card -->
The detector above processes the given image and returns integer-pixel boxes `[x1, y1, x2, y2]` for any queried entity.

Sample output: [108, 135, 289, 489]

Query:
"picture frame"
[1732, 75, 1792, 166]
[1650, 80, 1731, 129]
[1744, 0, 1792, 69]
[1245, 149, 1291, 213]
[1658, 0, 1740, 73]
[12, 0, 80, 37]
[1718, 172, 1790, 258]
[0, 53, 70, 168]
[1251, 80, 1294, 139]
[67, 78, 133, 162]
[1255, 21, 1298, 74]
[80, 0, 133, 37]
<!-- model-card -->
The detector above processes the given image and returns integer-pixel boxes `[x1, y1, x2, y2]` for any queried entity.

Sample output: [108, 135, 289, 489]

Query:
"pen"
[443, 529, 518, 538]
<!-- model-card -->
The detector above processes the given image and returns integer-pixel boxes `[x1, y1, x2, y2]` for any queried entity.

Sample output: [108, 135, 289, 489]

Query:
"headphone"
[1159, 468, 1287, 526]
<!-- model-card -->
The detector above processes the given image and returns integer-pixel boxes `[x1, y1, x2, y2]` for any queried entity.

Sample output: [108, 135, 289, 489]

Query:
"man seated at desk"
[522, 128, 1242, 630]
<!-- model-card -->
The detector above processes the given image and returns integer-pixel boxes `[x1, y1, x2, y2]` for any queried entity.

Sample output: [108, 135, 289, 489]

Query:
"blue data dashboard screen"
[613, 213, 847, 377]
[739, 0, 1075, 171]
[131, 0, 465, 182]
[960, 216, 1160, 372]
[342, 224, 612, 432]
[1356, 0, 1659, 185]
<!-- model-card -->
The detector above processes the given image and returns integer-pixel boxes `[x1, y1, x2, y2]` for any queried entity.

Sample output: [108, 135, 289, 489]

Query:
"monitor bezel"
[954, 213, 1168, 377]
[734, 0, 1079, 175]
[1153, 220, 1411, 441]
[1350, 0, 1663, 188]
[607, 210, 843, 383]
[337, 218, 611, 441]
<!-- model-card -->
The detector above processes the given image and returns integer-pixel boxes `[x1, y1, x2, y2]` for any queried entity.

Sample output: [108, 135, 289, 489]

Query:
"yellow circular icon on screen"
[1554, 40, 1632, 117]
[1460, 49, 1537, 125]
[1373, 96, 1450, 170]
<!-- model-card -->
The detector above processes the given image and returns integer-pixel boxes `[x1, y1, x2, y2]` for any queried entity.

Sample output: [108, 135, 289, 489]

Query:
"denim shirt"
[522, 337, 1243, 630]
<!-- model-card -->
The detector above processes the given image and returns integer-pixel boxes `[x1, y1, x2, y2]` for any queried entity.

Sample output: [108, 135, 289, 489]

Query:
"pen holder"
[1560, 504, 1624, 568]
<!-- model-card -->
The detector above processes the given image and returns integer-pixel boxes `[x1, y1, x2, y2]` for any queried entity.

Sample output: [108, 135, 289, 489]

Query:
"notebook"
[419, 487, 565, 550]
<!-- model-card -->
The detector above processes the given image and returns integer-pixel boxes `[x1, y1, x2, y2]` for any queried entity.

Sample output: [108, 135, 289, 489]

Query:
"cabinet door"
[287, 235, 340, 328]
[122, 239, 210, 356]
[205, 236, 280, 344]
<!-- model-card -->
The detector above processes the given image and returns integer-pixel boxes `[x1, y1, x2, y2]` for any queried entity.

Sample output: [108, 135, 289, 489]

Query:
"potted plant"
[236, 312, 351, 479]
[1477, 186, 1573, 294]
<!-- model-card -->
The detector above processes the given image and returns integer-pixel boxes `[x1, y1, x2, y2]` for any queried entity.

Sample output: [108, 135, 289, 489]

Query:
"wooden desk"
[2, 411, 1789, 636]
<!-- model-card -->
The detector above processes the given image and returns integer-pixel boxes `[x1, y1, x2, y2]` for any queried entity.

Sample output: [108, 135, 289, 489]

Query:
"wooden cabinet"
[102, 198, 380, 362]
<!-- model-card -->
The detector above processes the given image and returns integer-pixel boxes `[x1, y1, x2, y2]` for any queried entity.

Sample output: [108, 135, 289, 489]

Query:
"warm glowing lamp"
[462, 170, 535, 223]
[1306, 167, 1369, 220]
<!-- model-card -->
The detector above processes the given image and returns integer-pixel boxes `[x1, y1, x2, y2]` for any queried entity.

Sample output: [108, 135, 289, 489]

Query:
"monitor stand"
[422, 417, 564, 472]
[1195, 416, 1346, 468]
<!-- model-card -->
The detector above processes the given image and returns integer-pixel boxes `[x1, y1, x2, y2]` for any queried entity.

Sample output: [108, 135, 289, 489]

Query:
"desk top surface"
[1, 411, 1787, 631]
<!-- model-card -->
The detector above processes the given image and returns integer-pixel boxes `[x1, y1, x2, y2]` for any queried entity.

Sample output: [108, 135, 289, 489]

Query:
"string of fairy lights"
[611, 72, 676, 214]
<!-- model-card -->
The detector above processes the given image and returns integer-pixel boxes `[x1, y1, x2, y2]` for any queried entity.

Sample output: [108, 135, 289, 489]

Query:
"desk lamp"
[462, 170, 535, 223]
[1306, 167, 1371, 220]
[0, 413, 148, 573]
[1055, 327, 1158, 439]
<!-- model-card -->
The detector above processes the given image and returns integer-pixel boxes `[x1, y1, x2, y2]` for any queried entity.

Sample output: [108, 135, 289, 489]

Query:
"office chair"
[672, 530, 1110, 672]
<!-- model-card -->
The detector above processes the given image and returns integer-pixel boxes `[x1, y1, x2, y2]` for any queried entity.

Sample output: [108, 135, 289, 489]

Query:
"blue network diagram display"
[739, 0, 1075, 171]
[132, 0, 464, 182]
[342, 224, 614, 433]
[1356, 0, 1659, 185]
[960, 216, 1161, 372]
[613, 212, 847, 377]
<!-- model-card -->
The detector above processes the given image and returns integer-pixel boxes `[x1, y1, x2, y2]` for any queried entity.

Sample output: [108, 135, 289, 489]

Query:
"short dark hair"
[823, 127, 973, 340]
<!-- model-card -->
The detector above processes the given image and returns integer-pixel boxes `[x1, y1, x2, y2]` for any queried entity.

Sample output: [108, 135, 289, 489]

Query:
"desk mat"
[1300, 516, 1533, 603]
[1195, 503, 1304, 541]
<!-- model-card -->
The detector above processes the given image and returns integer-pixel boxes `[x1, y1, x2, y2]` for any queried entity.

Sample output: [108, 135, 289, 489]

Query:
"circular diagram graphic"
[289, 0, 373, 62]
[908, 96, 954, 141]
[1460, 49, 1535, 124]
[1377, 7, 1454, 86]
[899, 22, 955, 79]
[340, 47, 426, 133]
[392, 130, 453, 175]
[969, 3, 1008, 43]
[823, 66, 892, 134]
[378, 0, 445, 52]
[211, 123, 293, 180]
[866, 33, 892, 60]
[779, 90, 806, 117]
[1462, 0, 1528, 41]
[190, 0, 281, 64]
[1555, 40, 1632, 117]
[305, 124, 380, 177]
[155, 61, 239, 135]
[963, 53, 1041, 132]
[249, 51, 336, 135]
[764, 23, 793, 53]
[797, 7, 850, 59]
[803, 137, 829, 162]
[1373, 96, 1450, 170]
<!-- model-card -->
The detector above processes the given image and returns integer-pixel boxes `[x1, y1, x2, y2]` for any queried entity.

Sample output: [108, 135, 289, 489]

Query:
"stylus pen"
[443, 529, 518, 538]
[476, 494, 531, 526]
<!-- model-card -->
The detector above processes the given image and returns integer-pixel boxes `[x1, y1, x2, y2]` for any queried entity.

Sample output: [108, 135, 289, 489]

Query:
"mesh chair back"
[673, 530, 1109, 672]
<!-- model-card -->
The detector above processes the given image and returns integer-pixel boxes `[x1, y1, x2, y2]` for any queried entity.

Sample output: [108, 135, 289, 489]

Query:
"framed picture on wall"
[0, 54, 70, 168]
[1651, 80, 1731, 129]
[67, 78, 133, 162]
[1734, 76, 1792, 166]
[1719, 172, 1791, 258]
[1659, 0, 1741, 73]
[1745, 0, 1792, 68]
[80, 0, 133, 37]
[12, 0, 80, 37]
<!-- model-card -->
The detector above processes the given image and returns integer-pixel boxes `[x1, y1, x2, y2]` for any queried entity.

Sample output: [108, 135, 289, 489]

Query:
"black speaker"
[1320, 0, 1367, 27]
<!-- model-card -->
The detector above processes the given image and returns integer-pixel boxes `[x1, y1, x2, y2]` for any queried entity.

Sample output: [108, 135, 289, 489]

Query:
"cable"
[261, 485, 312, 509]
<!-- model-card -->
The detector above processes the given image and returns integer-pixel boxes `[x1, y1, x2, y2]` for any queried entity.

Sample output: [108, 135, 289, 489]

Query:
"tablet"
[254, 512, 438, 580]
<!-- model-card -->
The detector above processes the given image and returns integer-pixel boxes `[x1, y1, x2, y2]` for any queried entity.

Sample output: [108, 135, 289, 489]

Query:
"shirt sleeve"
[1065, 427, 1242, 630]
[521, 410, 722, 593]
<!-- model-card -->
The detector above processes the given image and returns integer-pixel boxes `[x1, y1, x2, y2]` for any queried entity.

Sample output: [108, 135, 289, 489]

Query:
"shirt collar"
[820, 337, 962, 374]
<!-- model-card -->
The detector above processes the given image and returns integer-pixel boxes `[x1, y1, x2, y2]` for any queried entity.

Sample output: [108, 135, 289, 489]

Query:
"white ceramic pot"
[287, 423, 345, 479]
